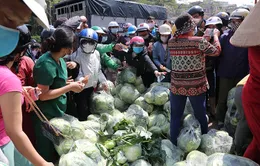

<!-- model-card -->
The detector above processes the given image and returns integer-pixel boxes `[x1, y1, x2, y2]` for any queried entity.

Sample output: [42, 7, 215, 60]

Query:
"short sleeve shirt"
[33, 52, 68, 119]
[0, 66, 23, 146]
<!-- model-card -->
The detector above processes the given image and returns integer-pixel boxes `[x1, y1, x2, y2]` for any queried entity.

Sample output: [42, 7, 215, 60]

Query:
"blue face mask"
[111, 28, 119, 34]
[133, 46, 144, 54]
[101, 36, 108, 43]
[0, 25, 20, 57]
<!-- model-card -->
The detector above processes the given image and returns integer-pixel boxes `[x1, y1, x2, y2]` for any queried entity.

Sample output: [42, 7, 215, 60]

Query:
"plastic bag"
[177, 127, 202, 153]
[199, 129, 233, 156]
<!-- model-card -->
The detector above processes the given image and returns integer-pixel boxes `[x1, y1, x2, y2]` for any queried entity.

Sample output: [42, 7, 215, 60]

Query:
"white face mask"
[148, 23, 155, 29]
[82, 43, 96, 54]
[160, 36, 168, 43]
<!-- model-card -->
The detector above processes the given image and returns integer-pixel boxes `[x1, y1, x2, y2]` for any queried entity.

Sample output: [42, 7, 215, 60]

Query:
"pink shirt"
[0, 66, 23, 146]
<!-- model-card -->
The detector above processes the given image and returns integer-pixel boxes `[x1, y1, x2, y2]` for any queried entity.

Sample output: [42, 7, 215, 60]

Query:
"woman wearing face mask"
[70, 28, 108, 121]
[32, 27, 84, 162]
[123, 36, 164, 88]
[136, 23, 156, 47]
[152, 24, 172, 82]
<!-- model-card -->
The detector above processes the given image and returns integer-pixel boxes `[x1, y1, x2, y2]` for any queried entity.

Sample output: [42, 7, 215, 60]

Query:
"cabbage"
[80, 121, 101, 132]
[207, 153, 259, 166]
[183, 114, 201, 130]
[70, 120, 85, 140]
[122, 144, 142, 162]
[50, 118, 71, 136]
[130, 159, 151, 166]
[177, 127, 201, 153]
[186, 150, 207, 166]
[116, 151, 127, 164]
[84, 129, 98, 143]
[134, 97, 154, 114]
[150, 82, 171, 89]
[161, 139, 185, 165]
[121, 67, 137, 84]
[125, 104, 149, 128]
[119, 83, 140, 104]
[97, 80, 115, 94]
[114, 84, 124, 96]
[199, 129, 233, 156]
[101, 111, 124, 135]
[91, 91, 115, 114]
[224, 87, 239, 137]
[144, 85, 170, 106]
[55, 139, 74, 156]
[148, 113, 169, 135]
[59, 151, 97, 166]
[134, 77, 143, 86]
[173, 161, 188, 166]
[136, 83, 147, 94]
[71, 139, 106, 165]
[114, 97, 128, 111]
[87, 114, 101, 122]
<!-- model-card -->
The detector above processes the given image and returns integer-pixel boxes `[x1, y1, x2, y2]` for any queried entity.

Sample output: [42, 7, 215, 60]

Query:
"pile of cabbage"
[49, 68, 258, 166]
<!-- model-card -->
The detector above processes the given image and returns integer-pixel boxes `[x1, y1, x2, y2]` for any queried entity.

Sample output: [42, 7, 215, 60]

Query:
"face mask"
[0, 25, 20, 57]
[133, 46, 144, 54]
[160, 36, 168, 43]
[148, 23, 155, 29]
[81, 43, 96, 54]
[124, 32, 129, 37]
[32, 50, 38, 56]
[111, 28, 119, 34]
[101, 36, 108, 43]
[229, 22, 241, 32]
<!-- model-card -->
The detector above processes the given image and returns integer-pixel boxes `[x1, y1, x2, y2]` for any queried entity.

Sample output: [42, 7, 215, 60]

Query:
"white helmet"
[23, 0, 50, 29]
[159, 24, 172, 35]
[137, 23, 150, 32]
[108, 21, 119, 27]
[205, 16, 223, 26]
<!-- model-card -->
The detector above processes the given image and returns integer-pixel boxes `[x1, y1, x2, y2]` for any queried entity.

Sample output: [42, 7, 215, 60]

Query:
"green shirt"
[33, 52, 68, 119]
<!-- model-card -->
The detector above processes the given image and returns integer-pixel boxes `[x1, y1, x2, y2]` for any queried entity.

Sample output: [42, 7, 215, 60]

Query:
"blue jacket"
[217, 30, 249, 79]
[152, 41, 171, 70]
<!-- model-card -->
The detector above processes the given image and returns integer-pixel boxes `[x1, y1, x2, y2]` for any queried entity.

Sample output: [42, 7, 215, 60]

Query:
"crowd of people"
[0, 0, 260, 165]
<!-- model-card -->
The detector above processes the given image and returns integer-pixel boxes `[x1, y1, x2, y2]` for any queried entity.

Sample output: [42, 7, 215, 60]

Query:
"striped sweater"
[168, 36, 221, 96]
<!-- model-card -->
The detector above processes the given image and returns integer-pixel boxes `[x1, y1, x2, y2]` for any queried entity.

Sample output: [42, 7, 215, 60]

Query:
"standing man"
[216, 8, 250, 128]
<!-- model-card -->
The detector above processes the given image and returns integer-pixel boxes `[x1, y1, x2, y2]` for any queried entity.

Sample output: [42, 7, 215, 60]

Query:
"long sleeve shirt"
[152, 41, 171, 70]
[168, 36, 221, 96]
[217, 30, 249, 79]
[70, 48, 107, 89]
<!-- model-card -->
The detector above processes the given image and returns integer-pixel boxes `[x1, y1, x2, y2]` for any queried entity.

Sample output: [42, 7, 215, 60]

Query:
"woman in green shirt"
[32, 27, 84, 162]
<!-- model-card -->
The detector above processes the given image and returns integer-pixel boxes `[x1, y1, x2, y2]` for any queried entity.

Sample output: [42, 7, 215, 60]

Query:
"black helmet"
[41, 25, 56, 42]
[187, 6, 204, 16]
[216, 12, 229, 27]
[16, 25, 31, 48]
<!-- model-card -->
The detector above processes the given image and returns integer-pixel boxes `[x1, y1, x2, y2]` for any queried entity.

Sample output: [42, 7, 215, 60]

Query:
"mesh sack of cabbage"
[224, 87, 240, 137]
[116, 67, 137, 85]
[199, 129, 233, 156]
[91, 91, 115, 114]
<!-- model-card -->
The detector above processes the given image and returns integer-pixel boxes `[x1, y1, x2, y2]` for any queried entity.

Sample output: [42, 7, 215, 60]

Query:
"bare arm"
[38, 82, 84, 101]
[0, 92, 49, 166]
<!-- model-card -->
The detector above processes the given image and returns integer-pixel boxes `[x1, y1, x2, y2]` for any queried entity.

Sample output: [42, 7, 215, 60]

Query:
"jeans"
[170, 92, 208, 145]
